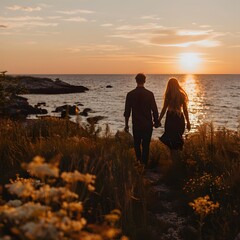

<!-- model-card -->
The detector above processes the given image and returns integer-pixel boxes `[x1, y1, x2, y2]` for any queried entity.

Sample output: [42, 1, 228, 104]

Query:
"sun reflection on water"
[181, 75, 206, 131]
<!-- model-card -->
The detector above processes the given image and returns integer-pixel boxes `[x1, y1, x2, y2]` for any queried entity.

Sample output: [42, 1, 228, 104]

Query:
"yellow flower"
[189, 195, 219, 219]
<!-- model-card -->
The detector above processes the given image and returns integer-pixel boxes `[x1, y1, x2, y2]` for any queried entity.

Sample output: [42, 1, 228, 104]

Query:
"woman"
[159, 77, 191, 151]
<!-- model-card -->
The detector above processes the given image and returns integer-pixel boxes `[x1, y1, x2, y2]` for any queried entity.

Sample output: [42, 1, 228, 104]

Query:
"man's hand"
[124, 125, 129, 132]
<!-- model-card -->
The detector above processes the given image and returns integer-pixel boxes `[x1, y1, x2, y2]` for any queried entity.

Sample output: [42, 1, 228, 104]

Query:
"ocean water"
[23, 74, 240, 138]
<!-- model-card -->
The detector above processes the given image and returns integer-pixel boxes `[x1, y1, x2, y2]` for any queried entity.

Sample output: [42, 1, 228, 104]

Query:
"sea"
[22, 74, 240, 138]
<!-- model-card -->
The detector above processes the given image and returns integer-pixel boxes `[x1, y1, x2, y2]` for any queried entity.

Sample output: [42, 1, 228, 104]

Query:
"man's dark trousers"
[133, 125, 153, 166]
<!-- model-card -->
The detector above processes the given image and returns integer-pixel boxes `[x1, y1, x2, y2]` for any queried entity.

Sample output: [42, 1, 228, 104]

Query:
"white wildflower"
[6, 200, 22, 207]
[58, 216, 86, 232]
[103, 228, 121, 238]
[6, 181, 34, 198]
[0, 202, 49, 222]
[1, 236, 12, 240]
[33, 185, 78, 202]
[62, 201, 83, 212]
[61, 171, 96, 191]
[26, 156, 59, 178]
[21, 221, 59, 240]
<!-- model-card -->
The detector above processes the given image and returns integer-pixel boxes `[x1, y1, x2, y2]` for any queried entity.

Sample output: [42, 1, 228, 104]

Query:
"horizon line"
[6, 73, 240, 75]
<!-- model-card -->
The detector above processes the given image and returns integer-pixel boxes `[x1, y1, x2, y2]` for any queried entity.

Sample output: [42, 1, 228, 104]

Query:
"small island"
[2, 75, 89, 94]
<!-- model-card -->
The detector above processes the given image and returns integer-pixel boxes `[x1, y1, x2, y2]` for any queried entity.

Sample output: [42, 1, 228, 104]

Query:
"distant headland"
[2, 75, 89, 94]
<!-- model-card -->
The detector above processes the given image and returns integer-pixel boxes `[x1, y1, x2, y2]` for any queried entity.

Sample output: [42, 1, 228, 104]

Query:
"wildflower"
[6, 180, 35, 198]
[33, 185, 78, 203]
[189, 195, 219, 219]
[103, 227, 121, 238]
[25, 156, 59, 179]
[6, 200, 22, 207]
[0, 202, 49, 222]
[121, 236, 129, 240]
[1, 236, 11, 240]
[61, 171, 96, 191]
[105, 209, 121, 225]
[59, 216, 86, 232]
[62, 201, 83, 212]
[21, 221, 59, 240]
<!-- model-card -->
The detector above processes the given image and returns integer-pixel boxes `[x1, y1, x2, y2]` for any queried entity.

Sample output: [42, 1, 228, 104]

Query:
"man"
[124, 73, 159, 167]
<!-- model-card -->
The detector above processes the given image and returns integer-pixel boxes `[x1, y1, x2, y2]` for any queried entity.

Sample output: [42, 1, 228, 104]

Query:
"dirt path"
[142, 168, 196, 240]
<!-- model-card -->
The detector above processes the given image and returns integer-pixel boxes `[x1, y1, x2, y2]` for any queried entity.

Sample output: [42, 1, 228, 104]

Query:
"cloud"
[0, 16, 58, 29]
[150, 29, 221, 47]
[0, 16, 43, 22]
[229, 45, 240, 48]
[6, 5, 42, 12]
[177, 29, 213, 36]
[116, 23, 164, 31]
[47, 16, 62, 20]
[111, 23, 221, 48]
[66, 44, 123, 53]
[200, 25, 212, 28]
[101, 23, 113, 27]
[63, 17, 87, 22]
[80, 53, 178, 64]
[141, 15, 161, 21]
[57, 9, 94, 15]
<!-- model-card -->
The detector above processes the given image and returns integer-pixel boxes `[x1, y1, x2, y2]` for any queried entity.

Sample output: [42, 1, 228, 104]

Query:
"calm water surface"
[23, 74, 240, 138]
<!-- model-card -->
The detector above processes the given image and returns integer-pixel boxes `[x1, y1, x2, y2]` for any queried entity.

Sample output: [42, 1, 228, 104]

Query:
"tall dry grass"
[170, 122, 240, 240]
[0, 118, 147, 238]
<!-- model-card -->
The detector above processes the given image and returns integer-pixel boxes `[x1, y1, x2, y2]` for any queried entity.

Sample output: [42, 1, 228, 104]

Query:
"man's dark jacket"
[124, 86, 159, 129]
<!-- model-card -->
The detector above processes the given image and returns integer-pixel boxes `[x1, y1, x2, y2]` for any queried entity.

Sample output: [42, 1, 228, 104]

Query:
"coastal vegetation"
[0, 117, 239, 239]
[0, 74, 239, 239]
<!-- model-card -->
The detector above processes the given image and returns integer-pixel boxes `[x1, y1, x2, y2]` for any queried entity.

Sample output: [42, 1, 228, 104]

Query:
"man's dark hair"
[135, 73, 146, 84]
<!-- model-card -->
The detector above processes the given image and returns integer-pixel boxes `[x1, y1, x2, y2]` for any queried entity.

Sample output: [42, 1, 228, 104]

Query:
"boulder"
[54, 105, 79, 115]
[80, 108, 92, 116]
[87, 116, 105, 124]
[0, 94, 48, 120]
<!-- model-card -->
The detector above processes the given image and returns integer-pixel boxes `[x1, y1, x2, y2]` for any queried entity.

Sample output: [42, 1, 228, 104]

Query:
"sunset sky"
[1, 0, 240, 74]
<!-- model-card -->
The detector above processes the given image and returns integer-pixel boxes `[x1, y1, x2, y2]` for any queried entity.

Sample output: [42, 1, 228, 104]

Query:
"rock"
[3, 75, 89, 94]
[0, 94, 48, 120]
[35, 102, 46, 108]
[87, 116, 105, 124]
[74, 102, 84, 106]
[80, 108, 92, 116]
[106, 85, 113, 88]
[61, 110, 70, 119]
[54, 105, 79, 115]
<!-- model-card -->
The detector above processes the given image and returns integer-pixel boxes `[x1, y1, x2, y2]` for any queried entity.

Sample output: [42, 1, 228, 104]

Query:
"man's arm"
[151, 93, 160, 128]
[124, 93, 131, 132]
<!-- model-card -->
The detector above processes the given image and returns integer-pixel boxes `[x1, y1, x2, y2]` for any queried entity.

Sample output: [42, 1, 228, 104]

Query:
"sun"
[179, 52, 202, 73]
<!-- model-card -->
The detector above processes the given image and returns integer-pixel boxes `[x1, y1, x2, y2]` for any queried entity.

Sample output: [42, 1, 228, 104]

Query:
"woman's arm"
[183, 101, 191, 131]
[158, 99, 168, 126]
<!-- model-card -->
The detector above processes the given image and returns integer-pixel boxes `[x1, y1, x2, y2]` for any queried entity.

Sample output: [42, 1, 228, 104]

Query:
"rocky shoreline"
[0, 75, 91, 120]
[3, 75, 89, 94]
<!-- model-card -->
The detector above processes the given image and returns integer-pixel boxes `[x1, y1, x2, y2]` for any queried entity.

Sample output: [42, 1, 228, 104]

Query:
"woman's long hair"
[164, 77, 188, 111]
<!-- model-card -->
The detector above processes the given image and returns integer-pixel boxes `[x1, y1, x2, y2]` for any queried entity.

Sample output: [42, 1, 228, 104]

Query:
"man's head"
[135, 73, 146, 85]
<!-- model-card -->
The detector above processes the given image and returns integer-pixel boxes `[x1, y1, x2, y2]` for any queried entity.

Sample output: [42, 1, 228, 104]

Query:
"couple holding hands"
[124, 73, 191, 167]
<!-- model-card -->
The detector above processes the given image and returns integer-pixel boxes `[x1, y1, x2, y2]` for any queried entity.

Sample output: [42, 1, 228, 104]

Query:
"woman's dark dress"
[159, 110, 185, 150]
